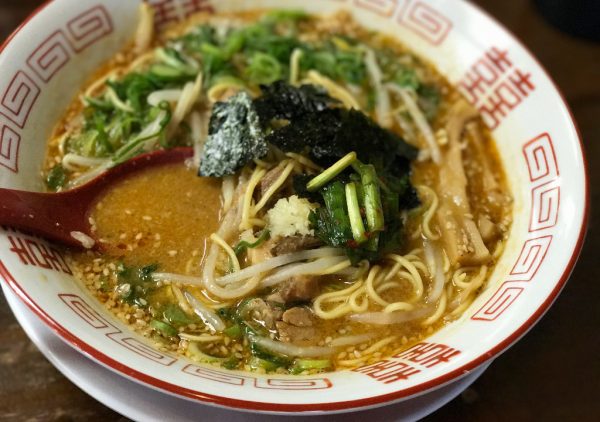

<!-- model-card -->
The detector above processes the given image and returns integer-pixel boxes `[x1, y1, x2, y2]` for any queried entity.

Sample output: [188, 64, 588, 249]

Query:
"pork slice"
[282, 307, 315, 327]
[254, 164, 289, 203]
[267, 275, 321, 304]
[241, 298, 282, 331]
[275, 321, 317, 344]
[270, 236, 322, 256]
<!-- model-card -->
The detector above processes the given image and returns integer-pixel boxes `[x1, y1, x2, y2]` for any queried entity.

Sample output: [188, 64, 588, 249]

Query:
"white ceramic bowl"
[0, 0, 588, 414]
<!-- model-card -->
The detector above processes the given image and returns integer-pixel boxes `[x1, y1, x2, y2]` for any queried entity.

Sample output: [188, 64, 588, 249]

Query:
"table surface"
[1, 1, 599, 421]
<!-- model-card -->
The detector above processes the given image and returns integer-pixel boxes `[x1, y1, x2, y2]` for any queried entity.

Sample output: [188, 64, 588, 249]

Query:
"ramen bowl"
[0, 0, 587, 414]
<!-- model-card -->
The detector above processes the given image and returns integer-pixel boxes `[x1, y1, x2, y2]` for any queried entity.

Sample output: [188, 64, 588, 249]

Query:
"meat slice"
[254, 164, 290, 204]
[276, 307, 316, 343]
[267, 275, 321, 304]
[239, 298, 282, 331]
[282, 307, 315, 327]
[276, 321, 316, 343]
[270, 235, 322, 256]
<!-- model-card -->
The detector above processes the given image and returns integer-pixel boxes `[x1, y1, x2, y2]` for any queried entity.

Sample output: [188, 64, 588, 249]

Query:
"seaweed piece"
[266, 108, 417, 177]
[253, 81, 339, 125]
[292, 174, 323, 204]
[199, 92, 268, 177]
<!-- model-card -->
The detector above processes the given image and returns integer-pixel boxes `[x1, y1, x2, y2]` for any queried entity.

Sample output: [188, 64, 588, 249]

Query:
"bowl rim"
[0, 0, 590, 413]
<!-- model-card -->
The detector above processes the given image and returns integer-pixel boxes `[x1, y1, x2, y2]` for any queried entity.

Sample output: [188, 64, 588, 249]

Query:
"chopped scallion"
[306, 151, 357, 192]
[345, 182, 368, 244]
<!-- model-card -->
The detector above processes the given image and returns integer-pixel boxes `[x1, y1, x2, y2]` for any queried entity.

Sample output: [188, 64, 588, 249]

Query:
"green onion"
[46, 164, 67, 191]
[233, 230, 270, 256]
[345, 182, 368, 244]
[290, 358, 332, 374]
[245, 52, 282, 85]
[112, 102, 172, 165]
[352, 162, 384, 233]
[248, 356, 280, 371]
[307, 151, 357, 192]
[149, 64, 188, 81]
[223, 324, 243, 339]
[222, 356, 240, 370]
[149, 320, 178, 337]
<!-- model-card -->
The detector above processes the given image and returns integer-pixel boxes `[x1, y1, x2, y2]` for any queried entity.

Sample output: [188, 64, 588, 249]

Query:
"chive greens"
[345, 182, 368, 244]
[233, 230, 271, 256]
[306, 152, 357, 192]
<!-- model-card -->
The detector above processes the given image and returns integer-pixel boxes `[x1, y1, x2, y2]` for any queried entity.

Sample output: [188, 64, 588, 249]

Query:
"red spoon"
[0, 147, 193, 249]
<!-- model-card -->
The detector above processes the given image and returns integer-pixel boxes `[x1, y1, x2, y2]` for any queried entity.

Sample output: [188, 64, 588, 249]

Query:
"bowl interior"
[0, 0, 587, 413]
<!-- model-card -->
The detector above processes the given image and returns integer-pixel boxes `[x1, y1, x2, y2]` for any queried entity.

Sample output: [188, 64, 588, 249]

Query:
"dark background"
[0, 1, 598, 420]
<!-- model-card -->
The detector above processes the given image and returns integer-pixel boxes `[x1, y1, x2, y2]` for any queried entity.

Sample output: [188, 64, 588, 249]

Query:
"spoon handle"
[0, 188, 90, 248]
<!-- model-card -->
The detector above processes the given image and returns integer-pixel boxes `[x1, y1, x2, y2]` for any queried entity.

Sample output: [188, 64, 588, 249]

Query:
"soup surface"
[49, 8, 512, 374]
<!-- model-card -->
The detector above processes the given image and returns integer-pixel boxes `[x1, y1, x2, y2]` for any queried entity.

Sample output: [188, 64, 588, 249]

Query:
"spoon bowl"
[0, 148, 193, 249]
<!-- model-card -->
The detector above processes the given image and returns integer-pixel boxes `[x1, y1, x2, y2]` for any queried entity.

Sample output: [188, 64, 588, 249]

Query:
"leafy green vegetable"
[306, 151, 356, 192]
[290, 359, 331, 374]
[248, 356, 280, 371]
[301, 40, 366, 85]
[417, 84, 441, 121]
[249, 342, 291, 368]
[352, 161, 384, 243]
[116, 263, 159, 307]
[263, 9, 309, 24]
[161, 304, 195, 328]
[393, 66, 420, 90]
[223, 324, 243, 339]
[112, 101, 172, 165]
[345, 181, 368, 244]
[245, 52, 282, 85]
[199, 92, 268, 177]
[222, 356, 241, 370]
[46, 164, 67, 191]
[150, 319, 178, 337]
[309, 181, 354, 249]
[233, 230, 270, 256]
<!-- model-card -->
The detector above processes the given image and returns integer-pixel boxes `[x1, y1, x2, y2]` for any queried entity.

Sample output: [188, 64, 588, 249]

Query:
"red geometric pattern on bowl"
[0, 120, 20, 172]
[26, 30, 72, 82]
[354, 0, 399, 17]
[59, 293, 178, 366]
[66, 5, 113, 52]
[507, 235, 553, 281]
[183, 365, 332, 390]
[397, 1, 453, 45]
[471, 132, 561, 321]
[0, 3, 113, 175]
[523, 132, 559, 182]
[0, 71, 40, 129]
[146, 0, 215, 29]
[471, 283, 524, 321]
